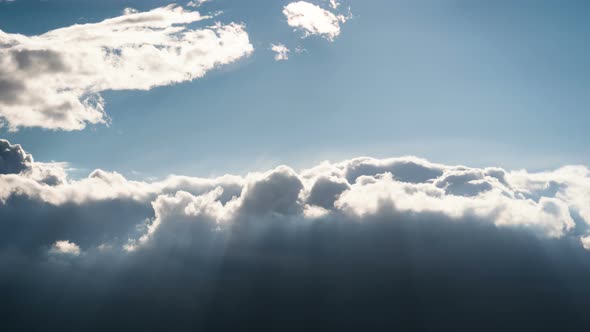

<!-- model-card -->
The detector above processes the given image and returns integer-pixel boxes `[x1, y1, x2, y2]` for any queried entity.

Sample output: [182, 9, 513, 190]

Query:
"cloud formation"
[51, 240, 81, 256]
[271, 43, 290, 61]
[1, 139, 589, 257]
[0, 5, 253, 131]
[283, 1, 349, 41]
[2, 139, 590, 330]
[0, 139, 31, 174]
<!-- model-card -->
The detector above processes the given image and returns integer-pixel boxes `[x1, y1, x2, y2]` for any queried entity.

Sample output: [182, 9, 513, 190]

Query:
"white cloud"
[122, 7, 139, 15]
[187, 0, 210, 7]
[283, 1, 348, 41]
[270, 43, 290, 61]
[0, 5, 253, 131]
[51, 240, 81, 255]
[2, 139, 590, 254]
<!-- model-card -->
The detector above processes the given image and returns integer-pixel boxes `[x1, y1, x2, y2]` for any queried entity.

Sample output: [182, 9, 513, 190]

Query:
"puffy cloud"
[283, 1, 349, 41]
[0, 5, 253, 131]
[50, 240, 81, 256]
[2, 139, 590, 329]
[1, 139, 590, 254]
[342, 156, 445, 184]
[271, 43, 290, 61]
[306, 176, 349, 209]
[0, 139, 32, 174]
[0, 138, 589, 259]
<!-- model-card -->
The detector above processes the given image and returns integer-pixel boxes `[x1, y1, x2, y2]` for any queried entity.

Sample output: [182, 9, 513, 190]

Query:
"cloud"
[187, 0, 210, 8]
[1, 139, 589, 256]
[2, 139, 590, 329]
[50, 240, 81, 256]
[329, 0, 340, 9]
[0, 139, 32, 174]
[121, 7, 139, 15]
[0, 5, 253, 131]
[271, 43, 290, 61]
[283, 1, 349, 41]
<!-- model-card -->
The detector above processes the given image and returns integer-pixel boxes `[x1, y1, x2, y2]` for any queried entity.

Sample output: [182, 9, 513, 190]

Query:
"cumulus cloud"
[0, 5, 253, 131]
[1, 139, 590, 255]
[283, 1, 349, 41]
[271, 43, 290, 61]
[0, 139, 32, 174]
[2, 139, 590, 329]
[50, 240, 81, 256]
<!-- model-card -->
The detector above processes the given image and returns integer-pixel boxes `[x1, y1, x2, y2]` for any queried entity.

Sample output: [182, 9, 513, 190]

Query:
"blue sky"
[1, 0, 589, 178]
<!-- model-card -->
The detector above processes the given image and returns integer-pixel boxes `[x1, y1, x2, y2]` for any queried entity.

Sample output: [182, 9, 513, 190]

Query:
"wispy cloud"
[271, 43, 290, 61]
[0, 5, 253, 131]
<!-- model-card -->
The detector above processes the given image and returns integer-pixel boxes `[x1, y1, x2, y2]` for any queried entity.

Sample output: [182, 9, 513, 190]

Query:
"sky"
[1, 0, 589, 178]
[2, 1, 590, 330]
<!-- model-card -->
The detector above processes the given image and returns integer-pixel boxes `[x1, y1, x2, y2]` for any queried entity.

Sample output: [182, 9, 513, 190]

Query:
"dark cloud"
[0, 194, 152, 255]
[11, 49, 69, 73]
[239, 166, 303, 216]
[2, 214, 590, 331]
[345, 158, 444, 184]
[0, 139, 32, 174]
[434, 169, 494, 196]
[0, 76, 25, 105]
[307, 176, 349, 209]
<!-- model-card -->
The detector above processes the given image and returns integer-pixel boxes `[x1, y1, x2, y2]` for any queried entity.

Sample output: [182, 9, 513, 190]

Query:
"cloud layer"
[1, 139, 589, 256]
[0, 5, 253, 131]
[2, 139, 590, 330]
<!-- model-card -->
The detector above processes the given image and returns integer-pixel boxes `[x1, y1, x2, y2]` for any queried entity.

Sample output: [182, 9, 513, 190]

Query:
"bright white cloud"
[2, 139, 590, 254]
[283, 1, 348, 41]
[51, 240, 81, 255]
[271, 43, 290, 61]
[0, 5, 253, 131]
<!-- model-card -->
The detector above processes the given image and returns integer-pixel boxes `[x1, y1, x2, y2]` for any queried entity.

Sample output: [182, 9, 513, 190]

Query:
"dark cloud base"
[3, 217, 590, 331]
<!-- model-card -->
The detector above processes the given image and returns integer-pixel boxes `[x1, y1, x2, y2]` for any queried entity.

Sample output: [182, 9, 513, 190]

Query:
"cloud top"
[0, 139, 32, 174]
[1, 139, 589, 257]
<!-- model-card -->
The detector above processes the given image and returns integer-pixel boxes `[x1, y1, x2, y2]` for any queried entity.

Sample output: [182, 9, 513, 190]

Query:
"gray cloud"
[344, 157, 445, 184]
[0, 139, 32, 174]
